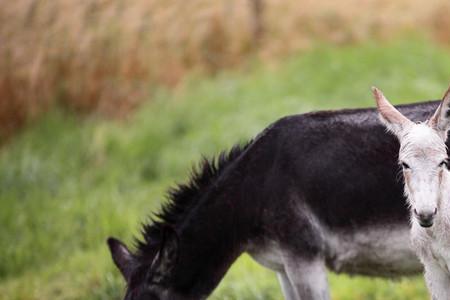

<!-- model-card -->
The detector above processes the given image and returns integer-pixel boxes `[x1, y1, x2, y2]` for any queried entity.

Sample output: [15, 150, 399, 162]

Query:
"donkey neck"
[435, 170, 450, 229]
[161, 176, 255, 298]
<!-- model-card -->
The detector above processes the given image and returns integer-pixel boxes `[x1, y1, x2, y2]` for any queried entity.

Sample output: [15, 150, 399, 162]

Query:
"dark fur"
[135, 142, 253, 260]
[109, 100, 444, 300]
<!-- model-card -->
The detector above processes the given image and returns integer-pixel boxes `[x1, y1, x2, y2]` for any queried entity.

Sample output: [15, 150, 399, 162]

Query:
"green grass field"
[1, 39, 450, 299]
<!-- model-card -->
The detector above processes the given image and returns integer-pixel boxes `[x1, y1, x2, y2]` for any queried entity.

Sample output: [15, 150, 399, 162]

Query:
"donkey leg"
[277, 271, 297, 300]
[283, 257, 330, 300]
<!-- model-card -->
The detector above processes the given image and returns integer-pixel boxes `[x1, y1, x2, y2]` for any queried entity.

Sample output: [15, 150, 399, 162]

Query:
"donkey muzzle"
[414, 208, 437, 228]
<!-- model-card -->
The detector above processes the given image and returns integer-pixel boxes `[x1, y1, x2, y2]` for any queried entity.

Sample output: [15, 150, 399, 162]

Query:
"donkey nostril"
[434, 207, 437, 215]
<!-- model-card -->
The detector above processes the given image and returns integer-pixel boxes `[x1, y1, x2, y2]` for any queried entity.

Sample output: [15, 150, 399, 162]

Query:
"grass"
[1, 39, 450, 299]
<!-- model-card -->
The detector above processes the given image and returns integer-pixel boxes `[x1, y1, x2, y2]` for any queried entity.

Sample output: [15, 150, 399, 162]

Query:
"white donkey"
[373, 86, 450, 300]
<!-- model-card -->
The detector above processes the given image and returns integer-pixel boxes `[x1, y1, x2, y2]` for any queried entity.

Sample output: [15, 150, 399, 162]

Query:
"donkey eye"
[439, 160, 447, 168]
[401, 162, 410, 169]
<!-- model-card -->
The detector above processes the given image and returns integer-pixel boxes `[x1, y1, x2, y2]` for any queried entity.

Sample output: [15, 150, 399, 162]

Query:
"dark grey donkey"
[107, 90, 446, 300]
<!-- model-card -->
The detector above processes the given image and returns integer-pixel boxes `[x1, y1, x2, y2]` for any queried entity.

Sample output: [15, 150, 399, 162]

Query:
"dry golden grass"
[1, 0, 450, 139]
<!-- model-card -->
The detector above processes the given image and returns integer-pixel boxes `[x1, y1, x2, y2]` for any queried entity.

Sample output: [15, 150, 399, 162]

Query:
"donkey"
[373, 86, 450, 300]
[108, 90, 448, 300]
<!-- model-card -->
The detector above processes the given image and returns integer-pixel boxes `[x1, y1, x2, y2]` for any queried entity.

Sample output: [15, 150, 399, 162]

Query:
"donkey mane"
[135, 140, 253, 260]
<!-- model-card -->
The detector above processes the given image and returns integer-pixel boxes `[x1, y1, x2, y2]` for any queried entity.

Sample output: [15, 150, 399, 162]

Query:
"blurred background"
[1, 0, 450, 299]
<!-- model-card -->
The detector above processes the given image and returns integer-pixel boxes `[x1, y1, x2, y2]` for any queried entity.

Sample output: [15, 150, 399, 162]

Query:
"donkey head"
[107, 233, 180, 300]
[373, 86, 450, 228]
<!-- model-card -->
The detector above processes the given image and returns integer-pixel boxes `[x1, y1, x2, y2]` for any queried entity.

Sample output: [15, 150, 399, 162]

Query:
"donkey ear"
[428, 85, 450, 140]
[372, 87, 412, 137]
[107, 237, 136, 282]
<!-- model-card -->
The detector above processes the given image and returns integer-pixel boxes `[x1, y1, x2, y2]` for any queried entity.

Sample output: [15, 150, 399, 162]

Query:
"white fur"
[394, 124, 450, 299]
[281, 257, 329, 300]
[374, 86, 450, 300]
[398, 124, 447, 217]
[326, 226, 421, 276]
[409, 172, 450, 300]
[249, 243, 330, 300]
